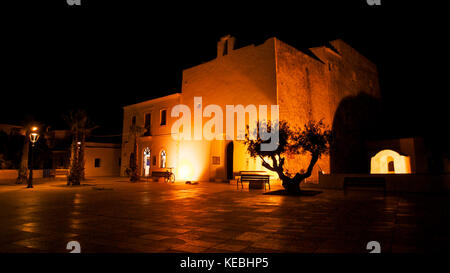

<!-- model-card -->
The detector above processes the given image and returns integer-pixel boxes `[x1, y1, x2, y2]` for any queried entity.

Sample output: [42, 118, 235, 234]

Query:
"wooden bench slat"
[237, 171, 270, 190]
[146, 170, 175, 183]
[151, 171, 170, 177]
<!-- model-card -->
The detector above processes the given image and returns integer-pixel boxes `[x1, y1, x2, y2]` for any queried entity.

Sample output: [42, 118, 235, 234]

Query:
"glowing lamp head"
[29, 132, 39, 144]
[31, 126, 38, 132]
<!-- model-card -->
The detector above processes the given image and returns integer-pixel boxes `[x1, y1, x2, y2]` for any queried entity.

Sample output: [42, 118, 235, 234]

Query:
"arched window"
[160, 150, 166, 168]
[143, 147, 151, 176]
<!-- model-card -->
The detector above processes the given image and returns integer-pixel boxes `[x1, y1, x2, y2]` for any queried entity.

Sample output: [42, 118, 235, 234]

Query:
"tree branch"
[305, 153, 319, 177]
[277, 154, 285, 169]
[270, 155, 278, 169]
[259, 155, 277, 172]
[294, 152, 319, 181]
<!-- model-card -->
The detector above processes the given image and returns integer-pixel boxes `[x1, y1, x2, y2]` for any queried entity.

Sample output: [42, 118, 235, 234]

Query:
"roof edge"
[123, 93, 181, 109]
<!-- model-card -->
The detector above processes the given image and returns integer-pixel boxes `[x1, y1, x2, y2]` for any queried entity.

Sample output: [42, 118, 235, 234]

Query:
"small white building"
[84, 142, 121, 177]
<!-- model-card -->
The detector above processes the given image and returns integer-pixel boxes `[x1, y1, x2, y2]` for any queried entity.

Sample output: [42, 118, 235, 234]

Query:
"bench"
[237, 171, 270, 190]
[343, 177, 386, 194]
[55, 169, 69, 177]
[44, 169, 56, 178]
[149, 169, 175, 183]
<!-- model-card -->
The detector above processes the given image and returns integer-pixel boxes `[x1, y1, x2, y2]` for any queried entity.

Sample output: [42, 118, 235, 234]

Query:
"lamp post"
[28, 127, 39, 189]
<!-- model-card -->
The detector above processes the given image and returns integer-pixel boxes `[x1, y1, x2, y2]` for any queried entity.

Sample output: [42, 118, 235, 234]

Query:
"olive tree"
[244, 120, 331, 193]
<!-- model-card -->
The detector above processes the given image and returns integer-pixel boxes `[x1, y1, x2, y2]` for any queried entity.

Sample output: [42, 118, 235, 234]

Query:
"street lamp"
[28, 127, 40, 188]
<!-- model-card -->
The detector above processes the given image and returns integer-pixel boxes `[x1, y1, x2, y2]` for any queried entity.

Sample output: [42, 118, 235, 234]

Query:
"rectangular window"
[94, 158, 101, 168]
[144, 113, 151, 136]
[160, 109, 167, 126]
[212, 156, 220, 165]
[152, 156, 156, 166]
[131, 116, 136, 126]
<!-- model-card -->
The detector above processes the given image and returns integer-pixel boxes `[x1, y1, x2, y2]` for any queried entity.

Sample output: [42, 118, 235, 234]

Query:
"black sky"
[1, 1, 445, 140]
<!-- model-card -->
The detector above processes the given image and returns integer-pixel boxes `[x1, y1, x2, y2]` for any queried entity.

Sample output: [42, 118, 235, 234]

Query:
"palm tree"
[128, 123, 143, 182]
[64, 110, 97, 186]
[15, 127, 29, 184]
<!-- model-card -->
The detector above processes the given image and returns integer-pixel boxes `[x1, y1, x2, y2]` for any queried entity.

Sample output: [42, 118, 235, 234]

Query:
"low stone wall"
[303, 173, 450, 193]
[0, 169, 44, 180]
[0, 170, 18, 180]
[34, 170, 43, 179]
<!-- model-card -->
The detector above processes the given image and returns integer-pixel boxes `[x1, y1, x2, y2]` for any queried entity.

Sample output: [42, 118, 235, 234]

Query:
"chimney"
[217, 35, 235, 58]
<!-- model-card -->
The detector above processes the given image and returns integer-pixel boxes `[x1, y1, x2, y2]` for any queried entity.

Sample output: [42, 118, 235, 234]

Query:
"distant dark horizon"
[1, 1, 444, 141]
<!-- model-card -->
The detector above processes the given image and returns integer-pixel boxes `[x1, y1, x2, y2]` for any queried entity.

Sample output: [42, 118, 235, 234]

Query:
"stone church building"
[120, 35, 380, 182]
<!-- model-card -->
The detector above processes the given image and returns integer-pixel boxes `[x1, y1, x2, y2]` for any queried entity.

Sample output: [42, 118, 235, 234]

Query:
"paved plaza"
[0, 177, 448, 253]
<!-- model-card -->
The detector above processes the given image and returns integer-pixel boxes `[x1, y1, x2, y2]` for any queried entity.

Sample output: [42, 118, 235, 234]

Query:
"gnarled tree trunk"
[261, 153, 319, 193]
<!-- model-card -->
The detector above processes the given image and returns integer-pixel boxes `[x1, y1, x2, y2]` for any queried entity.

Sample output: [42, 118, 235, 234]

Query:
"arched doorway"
[387, 156, 395, 173]
[143, 147, 151, 176]
[226, 141, 234, 180]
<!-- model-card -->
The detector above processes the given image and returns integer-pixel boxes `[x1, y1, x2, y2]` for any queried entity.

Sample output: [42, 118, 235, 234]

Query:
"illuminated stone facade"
[121, 36, 380, 182]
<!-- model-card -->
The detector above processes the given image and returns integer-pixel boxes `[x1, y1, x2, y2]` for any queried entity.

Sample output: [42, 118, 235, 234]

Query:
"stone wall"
[275, 38, 381, 180]
[0, 169, 44, 180]
[306, 173, 450, 193]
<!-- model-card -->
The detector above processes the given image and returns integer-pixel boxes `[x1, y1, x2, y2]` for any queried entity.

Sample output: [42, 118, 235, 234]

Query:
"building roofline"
[182, 37, 277, 74]
[123, 93, 181, 109]
[273, 37, 327, 65]
[85, 142, 121, 148]
[0, 124, 23, 128]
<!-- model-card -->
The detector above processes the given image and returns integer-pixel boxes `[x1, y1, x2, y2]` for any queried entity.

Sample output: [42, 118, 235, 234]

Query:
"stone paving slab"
[0, 177, 448, 253]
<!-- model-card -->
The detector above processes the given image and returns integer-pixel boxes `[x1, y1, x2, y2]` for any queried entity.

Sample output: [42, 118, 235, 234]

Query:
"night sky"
[1, 1, 445, 141]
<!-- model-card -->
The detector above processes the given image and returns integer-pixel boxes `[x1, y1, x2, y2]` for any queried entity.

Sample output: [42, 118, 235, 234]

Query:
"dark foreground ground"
[0, 177, 448, 253]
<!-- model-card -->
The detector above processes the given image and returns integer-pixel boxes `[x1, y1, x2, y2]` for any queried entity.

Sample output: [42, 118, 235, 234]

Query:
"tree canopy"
[244, 119, 331, 193]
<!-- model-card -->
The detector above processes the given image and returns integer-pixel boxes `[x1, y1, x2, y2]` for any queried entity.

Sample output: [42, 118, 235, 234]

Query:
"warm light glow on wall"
[370, 149, 411, 174]
[178, 158, 194, 180]
[177, 142, 208, 181]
